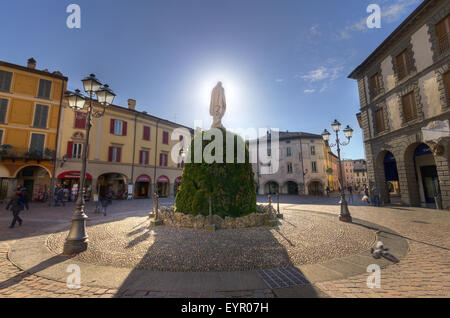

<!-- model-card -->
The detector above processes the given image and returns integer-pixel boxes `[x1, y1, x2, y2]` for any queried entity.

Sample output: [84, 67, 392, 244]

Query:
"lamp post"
[63, 74, 115, 255]
[322, 120, 354, 223]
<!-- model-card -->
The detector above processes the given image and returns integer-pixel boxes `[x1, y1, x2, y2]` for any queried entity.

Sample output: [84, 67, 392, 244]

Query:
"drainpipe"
[300, 138, 305, 195]
[153, 120, 160, 196]
[49, 77, 66, 206]
[130, 112, 137, 199]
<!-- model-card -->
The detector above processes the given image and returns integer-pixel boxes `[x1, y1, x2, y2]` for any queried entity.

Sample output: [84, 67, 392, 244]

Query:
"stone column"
[434, 146, 450, 210]
[397, 158, 420, 206]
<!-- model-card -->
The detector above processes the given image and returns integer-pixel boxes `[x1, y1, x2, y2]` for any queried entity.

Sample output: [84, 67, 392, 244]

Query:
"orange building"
[0, 58, 67, 201]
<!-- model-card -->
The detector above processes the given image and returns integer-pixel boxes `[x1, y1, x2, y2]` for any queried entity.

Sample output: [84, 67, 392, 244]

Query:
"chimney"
[128, 99, 136, 110]
[27, 58, 36, 69]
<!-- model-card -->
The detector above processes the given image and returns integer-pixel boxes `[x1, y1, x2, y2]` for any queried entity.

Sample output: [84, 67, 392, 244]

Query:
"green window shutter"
[0, 71, 12, 92]
[38, 79, 52, 99]
[0, 99, 8, 123]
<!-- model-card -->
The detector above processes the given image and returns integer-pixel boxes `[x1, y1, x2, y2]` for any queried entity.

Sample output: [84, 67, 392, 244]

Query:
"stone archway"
[375, 150, 400, 204]
[264, 181, 279, 194]
[402, 142, 440, 207]
[307, 180, 324, 196]
[97, 173, 128, 200]
[15, 165, 51, 201]
[285, 181, 299, 195]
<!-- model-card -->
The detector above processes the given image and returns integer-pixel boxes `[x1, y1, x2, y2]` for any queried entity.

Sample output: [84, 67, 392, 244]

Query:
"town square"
[0, 0, 449, 302]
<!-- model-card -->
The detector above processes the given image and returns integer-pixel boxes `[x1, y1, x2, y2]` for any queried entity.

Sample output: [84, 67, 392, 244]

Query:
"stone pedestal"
[276, 214, 284, 219]
[150, 219, 163, 226]
[265, 219, 278, 227]
[205, 224, 217, 232]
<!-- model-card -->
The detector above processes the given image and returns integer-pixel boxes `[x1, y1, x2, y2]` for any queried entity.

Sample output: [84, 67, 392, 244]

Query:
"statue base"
[150, 220, 163, 226]
[265, 220, 278, 227]
[205, 224, 217, 232]
[276, 214, 284, 219]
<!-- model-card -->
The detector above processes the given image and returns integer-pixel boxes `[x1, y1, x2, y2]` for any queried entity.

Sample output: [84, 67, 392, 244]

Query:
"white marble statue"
[210, 81, 226, 129]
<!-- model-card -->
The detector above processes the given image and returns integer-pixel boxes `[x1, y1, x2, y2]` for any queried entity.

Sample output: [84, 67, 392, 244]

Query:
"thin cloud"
[304, 89, 315, 94]
[275, 78, 285, 83]
[300, 66, 343, 83]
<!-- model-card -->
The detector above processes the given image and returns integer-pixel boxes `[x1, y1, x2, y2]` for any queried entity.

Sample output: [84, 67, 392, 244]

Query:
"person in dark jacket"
[54, 185, 66, 207]
[99, 194, 109, 216]
[6, 191, 28, 228]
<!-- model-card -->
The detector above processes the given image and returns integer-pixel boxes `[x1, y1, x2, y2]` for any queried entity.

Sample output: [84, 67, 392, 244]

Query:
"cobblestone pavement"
[0, 195, 449, 298]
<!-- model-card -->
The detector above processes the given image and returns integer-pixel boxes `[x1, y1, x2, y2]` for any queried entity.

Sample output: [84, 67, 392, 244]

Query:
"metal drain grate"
[257, 267, 310, 289]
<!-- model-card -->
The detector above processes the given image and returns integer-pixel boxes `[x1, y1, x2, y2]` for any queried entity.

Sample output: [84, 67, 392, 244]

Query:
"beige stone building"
[349, 0, 450, 208]
[252, 131, 329, 196]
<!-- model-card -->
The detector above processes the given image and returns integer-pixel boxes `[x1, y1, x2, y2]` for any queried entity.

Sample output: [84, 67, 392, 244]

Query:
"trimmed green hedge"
[175, 128, 256, 218]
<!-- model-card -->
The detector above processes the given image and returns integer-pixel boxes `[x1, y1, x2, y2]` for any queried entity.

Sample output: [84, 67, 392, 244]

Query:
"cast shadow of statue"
[115, 220, 327, 298]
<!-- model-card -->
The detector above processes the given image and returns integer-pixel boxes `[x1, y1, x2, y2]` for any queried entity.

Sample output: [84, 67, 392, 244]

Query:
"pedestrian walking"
[372, 186, 380, 207]
[6, 191, 28, 228]
[54, 185, 66, 207]
[99, 194, 109, 216]
[326, 186, 330, 197]
[362, 185, 370, 205]
[347, 185, 353, 204]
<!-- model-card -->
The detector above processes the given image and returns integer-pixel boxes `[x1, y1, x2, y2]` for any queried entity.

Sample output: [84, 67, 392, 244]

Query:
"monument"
[210, 81, 226, 129]
[175, 82, 257, 221]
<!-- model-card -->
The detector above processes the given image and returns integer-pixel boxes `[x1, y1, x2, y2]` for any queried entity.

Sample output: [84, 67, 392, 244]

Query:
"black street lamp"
[63, 74, 115, 255]
[322, 120, 354, 223]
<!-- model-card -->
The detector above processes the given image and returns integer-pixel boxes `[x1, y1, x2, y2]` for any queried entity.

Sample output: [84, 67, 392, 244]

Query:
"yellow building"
[56, 95, 193, 200]
[0, 58, 67, 201]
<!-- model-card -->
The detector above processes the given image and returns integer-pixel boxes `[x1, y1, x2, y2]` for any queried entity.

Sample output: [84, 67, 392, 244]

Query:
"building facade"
[349, 0, 450, 209]
[253, 131, 329, 196]
[56, 96, 193, 200]
[0, 58, 67, 201]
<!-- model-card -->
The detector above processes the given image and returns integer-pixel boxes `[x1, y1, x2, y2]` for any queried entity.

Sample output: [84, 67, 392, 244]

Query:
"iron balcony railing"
[0, 145, 55, 161]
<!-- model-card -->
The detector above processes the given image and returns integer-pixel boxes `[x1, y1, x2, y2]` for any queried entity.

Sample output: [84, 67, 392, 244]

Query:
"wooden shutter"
[436, 14, 450, 53]
[122, 121, 127, 136]
[145, 151, 149, 165]
[110, 119, 115, 134]
[159, 153, 163, 166]
[139, 150, 143, 164]
[143, 126, 150, 140]
[375, 108, 385, 133]
[40, 105, 48, 128]
[0, 98, 7, 123]
[75, 112, 86, 129]
[30, 134, 45, 153]
[163, 131, 169, 144]
[396, 50, 409, 80]
[0, 71, 12, 92]
[117, 148, 122, 162]
[66, 141, 73, 158]
[38, 79, 52, 99]
[402, 92, 417, 122]
[108, 146, 113, 162]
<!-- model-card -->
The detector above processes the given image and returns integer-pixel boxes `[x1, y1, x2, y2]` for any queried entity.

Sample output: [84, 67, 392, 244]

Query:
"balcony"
[0, 145, 55, 162]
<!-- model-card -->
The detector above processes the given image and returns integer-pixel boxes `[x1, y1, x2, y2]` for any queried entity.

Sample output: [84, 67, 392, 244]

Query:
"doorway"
[420, 165, 440, 204]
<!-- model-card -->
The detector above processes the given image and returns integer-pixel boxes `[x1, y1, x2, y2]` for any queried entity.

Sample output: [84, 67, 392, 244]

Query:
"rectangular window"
[33, 104, 49, 128]
[139, 150, 149, 165]
[108, 146, 122, 162]
[160, 152, 168, 166]
[396, 49, 411, 80]
[72, 143, 83, 159]
[0, 98, 8, 123]
[445, 71, 450, 101]
[110, 119, 127, 136]
[375, 108, 386, 133]
[287, 163, 293, 174]
[162, 131, 169, 145]
[402, 92, 417, 122]
[0, 70, 13, 92]
[312, 161, 317, 173]
[0, 130, 3, 144]
[311, 146, 316, 156]
[369, 72, 383, 96]
[286, 147, 291, 157]
[37, 79, 52, 99]
[143, 126, 150, 141]
[74, 112, 87, 129]
[435, 14, 450, 54]
[29, 133, 45, 154]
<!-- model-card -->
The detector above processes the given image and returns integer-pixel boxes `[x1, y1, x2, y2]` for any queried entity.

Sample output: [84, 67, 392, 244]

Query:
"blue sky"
[1, 0, 422, 159]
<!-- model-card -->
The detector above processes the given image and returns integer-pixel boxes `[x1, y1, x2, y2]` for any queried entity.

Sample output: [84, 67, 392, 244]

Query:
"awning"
[57, 171, 93, 180]
[157, 175, 169, 183]
[175, 176, 182, 183]
[136, 174, 151, 183]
